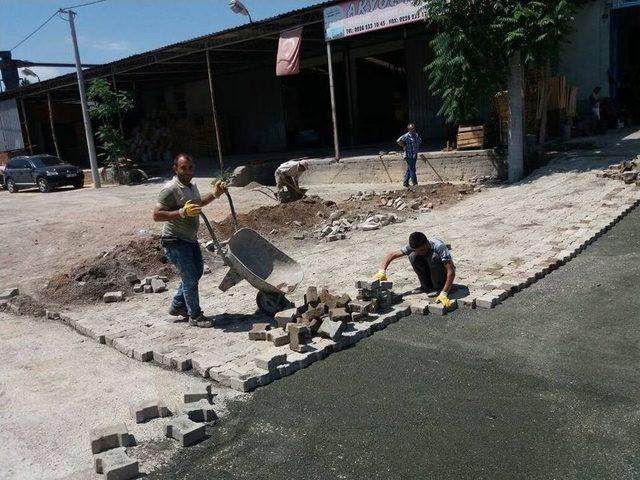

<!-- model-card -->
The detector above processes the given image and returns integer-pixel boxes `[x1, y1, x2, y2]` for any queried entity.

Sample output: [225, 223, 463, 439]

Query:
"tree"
[86, 78, 133, 179]
[417, 0, 575, 124]
[416, 0, 576, 181]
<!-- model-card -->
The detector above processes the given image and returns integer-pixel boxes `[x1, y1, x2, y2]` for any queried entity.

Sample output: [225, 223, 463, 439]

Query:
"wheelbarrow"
[199, 192, 304, 315]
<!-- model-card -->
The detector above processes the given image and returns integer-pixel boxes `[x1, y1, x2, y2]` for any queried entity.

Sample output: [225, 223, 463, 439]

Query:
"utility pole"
[61, 8, 101, 188]
[326, 42, 340, 161]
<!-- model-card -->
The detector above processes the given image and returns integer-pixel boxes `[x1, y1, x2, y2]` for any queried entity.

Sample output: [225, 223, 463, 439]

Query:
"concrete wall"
[557, 0, 610, 102]
[302, 150, 505, 185]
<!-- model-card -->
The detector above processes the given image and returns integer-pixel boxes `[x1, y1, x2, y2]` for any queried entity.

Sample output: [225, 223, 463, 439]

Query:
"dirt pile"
[209, 195, 335, 239]
[40, 235, 173, 305]
[0, 294, 46, 317]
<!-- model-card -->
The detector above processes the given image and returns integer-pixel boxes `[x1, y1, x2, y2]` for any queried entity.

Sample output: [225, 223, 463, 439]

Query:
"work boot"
[169, 304, 189, 318]
[189, 312, 214, 328]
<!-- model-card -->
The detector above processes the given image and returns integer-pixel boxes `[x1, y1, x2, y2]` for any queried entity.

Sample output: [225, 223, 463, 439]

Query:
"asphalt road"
[150, 209, 640, 480]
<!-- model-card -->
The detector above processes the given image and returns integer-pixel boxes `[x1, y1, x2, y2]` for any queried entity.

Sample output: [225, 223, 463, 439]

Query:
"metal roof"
[1, 0, 340, 102]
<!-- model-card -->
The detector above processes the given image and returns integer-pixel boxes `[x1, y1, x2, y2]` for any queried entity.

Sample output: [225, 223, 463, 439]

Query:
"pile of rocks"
[103, 274, 171, 303]
[597, 158, 640, 186]
[314, 209, 403, 240]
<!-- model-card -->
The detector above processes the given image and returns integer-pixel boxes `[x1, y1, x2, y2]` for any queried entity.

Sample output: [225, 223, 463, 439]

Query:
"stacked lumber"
[547, 76, 578, 119]
[457, 125, 486, 150]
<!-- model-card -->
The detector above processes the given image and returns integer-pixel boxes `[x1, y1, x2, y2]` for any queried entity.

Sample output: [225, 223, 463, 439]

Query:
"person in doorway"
[397, 123, 422, 188]
[153, 153, 228, 327]
[374, 231, 456, 308]
[275, 159, 308, 203]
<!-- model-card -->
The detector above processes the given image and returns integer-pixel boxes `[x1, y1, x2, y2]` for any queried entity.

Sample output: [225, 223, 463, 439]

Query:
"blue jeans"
[403, 156, 418, 186]
[163, 237, 204, 318]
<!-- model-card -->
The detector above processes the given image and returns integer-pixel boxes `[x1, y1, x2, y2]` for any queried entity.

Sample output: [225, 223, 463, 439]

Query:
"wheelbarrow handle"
[224, 190, 239, 232]
[199, 211, 226, 257]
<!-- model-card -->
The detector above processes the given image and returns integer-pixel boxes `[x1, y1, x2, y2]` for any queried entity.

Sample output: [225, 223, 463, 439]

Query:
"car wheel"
[37, 177, 52, 193]
[6, 178, 19, 193]
[73, 180, 84, 189]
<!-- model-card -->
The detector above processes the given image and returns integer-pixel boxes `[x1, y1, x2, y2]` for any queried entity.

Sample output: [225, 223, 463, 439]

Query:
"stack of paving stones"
[90, 424, 138, 480]
[103, 275, 169, 303]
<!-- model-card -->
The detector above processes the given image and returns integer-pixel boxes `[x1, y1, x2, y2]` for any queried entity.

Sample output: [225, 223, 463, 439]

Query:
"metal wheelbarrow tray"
[200, 203, 303, 315]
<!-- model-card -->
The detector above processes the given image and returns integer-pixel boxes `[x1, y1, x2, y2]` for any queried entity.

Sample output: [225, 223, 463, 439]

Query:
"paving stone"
[409, 300, 430, 315]
[335, 293, 351, 308]
[143, 284, 153, 294]
[103, 291, 124, 303]
[130, 400, 171, 423]
[317, 318, 344, 339]
[181, 399, 217, 423]
[254, 351, 288, 370]
[350, 311, 371, 322]
[458, 296, 476, 309]
[151, 278, 167, 293]
[319, 288, 339, 308]
[124, 273, 139, 284]
[164, 416, 206, 446]
[248, 322, 271, 341]
[304, 286, 319, 306]
[132, 348, 153, 362]
[267, 327, 290, 346]
[476, 295, 497, 309]
[93, 447, 139, 480]
[329, 307, 350, 322]
[132, 284, 143, 293]
[184, 386, 213, 404]
[289, 324, 310, 352]
[89, 423, 132, 454]
[394, 302, 413, 318]
[171, 356, 193, 371]
[428, 303, 447, 316]
[0, 287, 19, 300]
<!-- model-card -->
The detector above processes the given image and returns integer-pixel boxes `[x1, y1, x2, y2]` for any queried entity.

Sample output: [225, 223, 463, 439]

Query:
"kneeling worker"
[153, 153, 228, 326]
[275, 160, 308, 203]
[374, 232, 455, 308]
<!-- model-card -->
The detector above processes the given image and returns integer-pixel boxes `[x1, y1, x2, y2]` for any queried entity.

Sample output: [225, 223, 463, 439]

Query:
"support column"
[326, 41, 340, 161]
[19, 98, 33, 155]
[206, 49, 224, 172]
[344, 47, 355, 146]
[47, 93, 62, 159]
[508, 51, 524, 183]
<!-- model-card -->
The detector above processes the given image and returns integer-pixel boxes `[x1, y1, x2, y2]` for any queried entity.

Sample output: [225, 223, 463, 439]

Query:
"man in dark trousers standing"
[153, 153, 227, 327]
[374, 231, 456, 308]
[397, 123, 422, 188]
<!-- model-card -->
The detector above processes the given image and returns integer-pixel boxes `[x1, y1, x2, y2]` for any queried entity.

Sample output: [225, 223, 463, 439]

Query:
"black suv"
[3, 155, 84, 193]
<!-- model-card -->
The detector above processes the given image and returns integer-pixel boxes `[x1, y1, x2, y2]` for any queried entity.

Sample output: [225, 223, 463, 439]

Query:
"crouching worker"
[275, 160, 308, 203]
[153, 153, 228, 327]
[374, 232, 456, 308]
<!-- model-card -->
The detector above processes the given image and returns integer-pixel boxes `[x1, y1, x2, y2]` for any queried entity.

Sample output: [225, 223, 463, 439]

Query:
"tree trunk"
[508, 51, 524, 183]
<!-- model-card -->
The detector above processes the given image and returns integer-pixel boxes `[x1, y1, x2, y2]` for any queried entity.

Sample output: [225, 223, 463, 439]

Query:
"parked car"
[3, 155, 84, 193]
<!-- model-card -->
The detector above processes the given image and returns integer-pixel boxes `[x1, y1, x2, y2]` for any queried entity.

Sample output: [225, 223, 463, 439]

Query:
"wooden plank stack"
[457, 125, 486, 150]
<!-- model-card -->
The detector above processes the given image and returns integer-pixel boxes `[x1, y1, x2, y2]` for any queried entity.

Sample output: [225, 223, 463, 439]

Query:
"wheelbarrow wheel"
[256, 291, 287, 316]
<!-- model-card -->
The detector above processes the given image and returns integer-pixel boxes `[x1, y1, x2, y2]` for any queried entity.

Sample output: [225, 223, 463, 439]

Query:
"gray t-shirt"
[157, 177, 201, 242]
[401, 238, 452, 262]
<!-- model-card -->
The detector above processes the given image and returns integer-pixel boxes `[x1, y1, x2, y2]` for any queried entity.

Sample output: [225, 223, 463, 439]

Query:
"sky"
[1, 0, 328, 82]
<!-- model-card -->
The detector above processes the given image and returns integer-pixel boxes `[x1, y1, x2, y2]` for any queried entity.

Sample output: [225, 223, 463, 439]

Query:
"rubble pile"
[597, 158, 640, 186]
[314, 208, 404, 240]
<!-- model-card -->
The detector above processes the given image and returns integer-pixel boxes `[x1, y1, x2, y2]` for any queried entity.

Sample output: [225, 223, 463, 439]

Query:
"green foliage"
[416, 0, 576, 124]
[86, 78, 133, 166]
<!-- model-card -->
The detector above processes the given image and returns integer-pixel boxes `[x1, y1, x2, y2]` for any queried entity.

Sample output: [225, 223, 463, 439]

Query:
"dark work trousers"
[403, 156, 418, 187]
[408, 251, 447, 292]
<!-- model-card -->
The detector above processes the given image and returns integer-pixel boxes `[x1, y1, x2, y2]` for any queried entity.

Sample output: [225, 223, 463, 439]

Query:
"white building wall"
[557, 0, 610, 103]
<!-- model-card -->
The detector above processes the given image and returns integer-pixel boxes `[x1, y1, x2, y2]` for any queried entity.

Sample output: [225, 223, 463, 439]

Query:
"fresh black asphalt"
[150, 209, 640, 480]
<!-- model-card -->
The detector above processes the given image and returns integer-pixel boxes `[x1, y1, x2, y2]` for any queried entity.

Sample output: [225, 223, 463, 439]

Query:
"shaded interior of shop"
[611, 5, 640, 123]
[11, 8, 446, 169]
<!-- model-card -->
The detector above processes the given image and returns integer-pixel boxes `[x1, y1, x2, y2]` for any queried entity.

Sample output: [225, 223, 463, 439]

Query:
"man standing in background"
[397, 123, 422, 188]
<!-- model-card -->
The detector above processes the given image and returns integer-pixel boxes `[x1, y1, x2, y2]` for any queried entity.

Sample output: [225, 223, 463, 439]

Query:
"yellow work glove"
[435, 291, 453, 309]
[180, 200, 202, 218]
[373, 269, 388, 282]
[212, 180, 228, 198]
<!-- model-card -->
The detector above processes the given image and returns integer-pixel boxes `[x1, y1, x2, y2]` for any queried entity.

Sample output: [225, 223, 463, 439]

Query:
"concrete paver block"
[329, 308, 350, 322]
[164, 416, 206, 446]
[428, 303, 447, 316]
[289, 324, 310, 352]
[183, 386, 213, 404]
[89, 423, 131, 454]
[130, 400, 171, 423]
[93, 447, 139, 480]
[181, 399, 217, 423]
[304, 286, 319, 306]
[409, 300, 430, 315]
[103, 291, 124, 303]
[459, 296, 476, 309]
[0, 287, 19, 300]
[248, 322, 271, 341]
[143, 284, 153, 294]
[151, 278, 167, 293]
[274, 308, 296, 330]
[394, 302, 413, 318]
[254, 351, 288, 371]
[335, 293, 351, 308]
[476, 295, 497, 309]
[267, 327, 290, 346]
[317, 318, 344, 339]
[132, 284, 143, 293]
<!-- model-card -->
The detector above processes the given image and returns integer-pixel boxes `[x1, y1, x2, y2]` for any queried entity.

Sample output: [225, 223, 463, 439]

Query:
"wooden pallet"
[457, 125, 486, 150]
